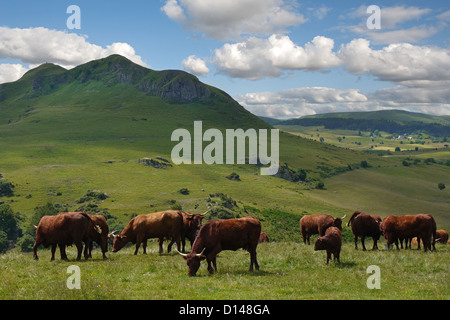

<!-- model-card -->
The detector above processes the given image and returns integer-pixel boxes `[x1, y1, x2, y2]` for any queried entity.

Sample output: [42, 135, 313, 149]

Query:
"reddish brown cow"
[33, 212, 102, 261]
[380, 214, 436, 252]
[314, 227, 342, 265]
[347, 211, 382, 250]
[299, 214, 346, 245]
[112, 210, 183, 254]
[177, 216, 261, 276]
[258, 232, 269, 243]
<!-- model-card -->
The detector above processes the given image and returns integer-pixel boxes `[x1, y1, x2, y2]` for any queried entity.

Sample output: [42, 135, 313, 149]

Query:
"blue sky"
[1, 0, 449, 118]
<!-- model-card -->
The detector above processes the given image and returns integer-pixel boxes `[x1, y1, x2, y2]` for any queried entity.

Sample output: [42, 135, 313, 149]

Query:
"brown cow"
[300, 214, 346, 245]
[380, 214, 436, 252]
[86, 214, 110, 259]
[33, 212, 102, 261]
[347, 211, 382, 250]
[177, 216, 261, 276]
[435, 229, 448, 244]
[314, 227, 342, 265]
[112, 210, 183, 254]
[258, 232, 269, 243]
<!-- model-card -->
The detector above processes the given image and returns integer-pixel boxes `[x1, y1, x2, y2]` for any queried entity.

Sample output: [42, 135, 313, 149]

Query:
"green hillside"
[0, 54, 449, 242]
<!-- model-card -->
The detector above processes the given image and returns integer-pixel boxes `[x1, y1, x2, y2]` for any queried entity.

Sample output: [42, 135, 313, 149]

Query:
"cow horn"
[200, 210, 209, 216]
[176, 249, 188, 257]
[94, 225, 102, 234]
[108, 230, 119, 237]
[341, 214, 346, 220]
[184, 211, 193, 216]
[196, 248, 206, 257]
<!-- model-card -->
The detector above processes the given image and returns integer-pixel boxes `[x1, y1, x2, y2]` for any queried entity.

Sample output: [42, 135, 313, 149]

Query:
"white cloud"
[338, 39, 450, 84]
[237, 87, 370, 118]
[161, 0, 306, 40]
[0, 26, 147, 83]
[0, 64, 29, 84]
[182, 55, 210, 76]
[213, 35, 341, 80]
[345, 5, 435, 44]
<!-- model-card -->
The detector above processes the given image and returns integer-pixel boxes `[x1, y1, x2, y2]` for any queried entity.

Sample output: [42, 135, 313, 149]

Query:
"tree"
[0, 204, 20, 241]
[360, 160, 369, 168]
[0, 180, 14, 197]
[438, 183, 446, 190]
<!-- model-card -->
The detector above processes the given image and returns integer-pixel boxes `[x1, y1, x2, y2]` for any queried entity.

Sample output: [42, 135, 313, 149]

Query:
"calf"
[314, 227, 342, 265]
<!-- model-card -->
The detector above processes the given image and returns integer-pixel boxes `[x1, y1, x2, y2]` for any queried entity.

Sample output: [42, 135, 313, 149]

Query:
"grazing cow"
[380, 214, 436, 252]
[299, 214, 346, 245]
[33, 212, 102, 261]
[112, 210, 183, 254]
[435, 230, 448, 244]
[177, 216, 261, 276]
[86, 214, 110, 259]
[347, 211, 382, 250]
[258, 232, 269, 243]
[314, 227, 342, 265]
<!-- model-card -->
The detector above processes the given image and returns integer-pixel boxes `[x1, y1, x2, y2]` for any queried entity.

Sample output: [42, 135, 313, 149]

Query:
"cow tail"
[347, 211, 359, 227]
[80, 212, 102, 234]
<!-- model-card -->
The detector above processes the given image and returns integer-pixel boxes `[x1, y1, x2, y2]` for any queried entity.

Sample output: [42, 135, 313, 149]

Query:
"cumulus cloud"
[338, 39, 450, 84]
[0, 64, 29, 84]
[213, 35, 341, 80]
[161, 0, 306, 40]
[0, 26, 147, 83]
[182, 55, 210, 76]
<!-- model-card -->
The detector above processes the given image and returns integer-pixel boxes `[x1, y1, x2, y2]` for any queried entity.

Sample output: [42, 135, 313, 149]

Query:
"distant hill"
[260, 110, 450, 136]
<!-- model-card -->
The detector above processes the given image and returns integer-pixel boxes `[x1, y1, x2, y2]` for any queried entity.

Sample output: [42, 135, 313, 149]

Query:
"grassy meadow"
[1, 241, 448, 300]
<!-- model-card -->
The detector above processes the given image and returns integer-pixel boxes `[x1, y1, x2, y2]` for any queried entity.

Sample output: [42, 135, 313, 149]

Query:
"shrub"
[0, 180, 14, 197]
[360, 160, 369, 168]
[178, 188, 190, 195]
[438, 183, 446, 190]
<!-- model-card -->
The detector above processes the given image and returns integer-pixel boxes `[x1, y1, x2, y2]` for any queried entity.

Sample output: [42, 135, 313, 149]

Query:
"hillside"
[261, 110, 450, 136]
[0, 55, 449, 243]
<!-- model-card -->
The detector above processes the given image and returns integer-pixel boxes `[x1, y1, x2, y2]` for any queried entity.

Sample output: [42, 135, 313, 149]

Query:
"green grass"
[1, 242, 448, 300]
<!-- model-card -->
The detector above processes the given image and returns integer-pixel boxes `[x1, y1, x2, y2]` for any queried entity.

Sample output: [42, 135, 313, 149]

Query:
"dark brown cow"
[314, 227, 342, 265]
[112, 210, 183, 254]
[299, 214, 346, 245]
[380, 214, 436, 252]
[86, 214, 110, 259]
[347, 211, 382, 250]
[258, 232, 269, 243]
[177, 216, 261, 276]
[33, 212, 102, 261]
[179, 211, 207, 252]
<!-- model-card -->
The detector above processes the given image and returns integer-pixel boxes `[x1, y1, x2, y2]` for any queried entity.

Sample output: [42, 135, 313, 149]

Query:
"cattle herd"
[32, 209, 448, 275]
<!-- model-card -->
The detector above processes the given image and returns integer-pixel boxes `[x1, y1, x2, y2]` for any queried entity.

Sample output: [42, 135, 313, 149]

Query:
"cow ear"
[200, 255, 206, 261]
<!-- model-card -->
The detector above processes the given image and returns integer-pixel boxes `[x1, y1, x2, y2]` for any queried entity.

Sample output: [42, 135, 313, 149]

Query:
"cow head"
[111, 234, 127, 253]
[177, 248, 206, 276]
[314, 237, 326, 251]
[333, 214, 346, 230]
[183, 211, 206, 240]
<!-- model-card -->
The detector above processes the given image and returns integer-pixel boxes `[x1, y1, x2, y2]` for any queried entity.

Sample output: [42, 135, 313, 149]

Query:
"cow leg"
[353, 235, 358, 249]
[76, 242, 83, 261]
[51, 244, 57, 261]
[373, 239, 378, 250]
[307, 235, 311, 245]
[33, 240, 41, 260]
[142, 239, 147, 254]
[83, 241, 90, 260]
[59, 244, 68, 260]
[335, 250, 340, 264]
[302, 232, 307, 245]
[326, 251, 331, 265]
[158, 238, 164, 254]
[249, 250, 259, 271]
[417, 237, 421, 250]
[361, 236, 367, 251]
